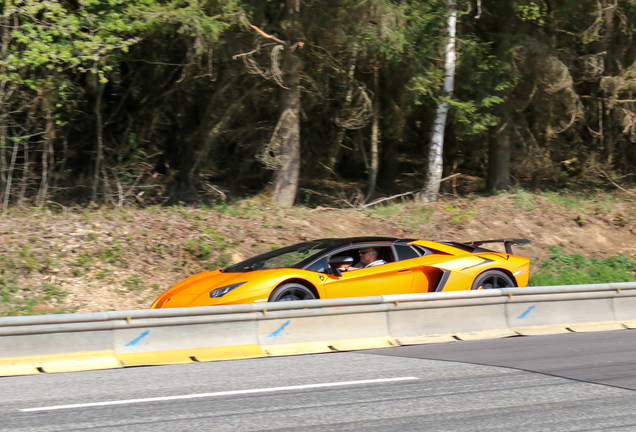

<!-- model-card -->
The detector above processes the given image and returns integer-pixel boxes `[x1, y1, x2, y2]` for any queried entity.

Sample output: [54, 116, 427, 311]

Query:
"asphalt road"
[2, 330, 636, 431]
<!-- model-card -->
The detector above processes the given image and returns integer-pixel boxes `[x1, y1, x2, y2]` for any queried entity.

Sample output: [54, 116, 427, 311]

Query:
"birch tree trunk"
[0, 16, 10, 207]
[272, 0, 302, 206]
[422, 0, 456, 202]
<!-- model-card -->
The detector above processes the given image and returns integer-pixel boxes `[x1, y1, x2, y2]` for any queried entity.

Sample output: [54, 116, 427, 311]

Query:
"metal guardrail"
[1, 282, 634, 327]
[1, 282, 636, 376]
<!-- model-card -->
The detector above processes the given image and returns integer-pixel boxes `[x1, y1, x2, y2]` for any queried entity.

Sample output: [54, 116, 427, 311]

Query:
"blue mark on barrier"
[268, 320, 291, 338]
[517, 305, 535, 319]
[125, 330, 150, 346]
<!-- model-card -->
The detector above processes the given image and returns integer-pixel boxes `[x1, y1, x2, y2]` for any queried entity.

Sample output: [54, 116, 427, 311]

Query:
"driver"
[346, 247, 387, 271]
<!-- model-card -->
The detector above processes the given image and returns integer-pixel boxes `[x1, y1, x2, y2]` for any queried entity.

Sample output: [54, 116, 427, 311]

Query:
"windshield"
[224, 240, 338, 273]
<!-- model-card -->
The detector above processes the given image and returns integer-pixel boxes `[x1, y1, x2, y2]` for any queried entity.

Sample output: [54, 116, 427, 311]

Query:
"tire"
[471, 270, 515, 290]
[269, 283, 317, 302]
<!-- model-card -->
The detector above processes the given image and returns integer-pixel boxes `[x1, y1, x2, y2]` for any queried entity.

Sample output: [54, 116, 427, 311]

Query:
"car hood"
[166, 270, 262, 297]
[152, 268, 286, 308]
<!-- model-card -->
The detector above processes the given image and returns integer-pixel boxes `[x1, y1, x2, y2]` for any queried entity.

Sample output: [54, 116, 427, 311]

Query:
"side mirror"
[328, 256, 353, 278]
[329, 256, 354, 266]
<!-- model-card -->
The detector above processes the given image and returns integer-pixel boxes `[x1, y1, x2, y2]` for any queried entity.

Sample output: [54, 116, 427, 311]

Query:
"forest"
[1, 0, 636, 210]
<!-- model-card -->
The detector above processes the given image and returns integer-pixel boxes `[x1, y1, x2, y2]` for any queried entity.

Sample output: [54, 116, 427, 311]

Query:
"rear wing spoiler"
[469, 239, 531, 255]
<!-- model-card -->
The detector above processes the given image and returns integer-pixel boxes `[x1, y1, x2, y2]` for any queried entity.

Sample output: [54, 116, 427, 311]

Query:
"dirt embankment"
[1, 191, 635, 315]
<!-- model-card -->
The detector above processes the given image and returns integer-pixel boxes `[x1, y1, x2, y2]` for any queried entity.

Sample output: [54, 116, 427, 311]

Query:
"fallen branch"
[361, 190, 418, 209]
[600, 170, 636, 197]
[440, 173, 462, 182]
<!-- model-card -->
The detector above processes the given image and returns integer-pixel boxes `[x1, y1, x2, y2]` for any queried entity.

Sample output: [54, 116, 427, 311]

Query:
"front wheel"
[269, 283, 317, 302]
[471, 270, 515, 290]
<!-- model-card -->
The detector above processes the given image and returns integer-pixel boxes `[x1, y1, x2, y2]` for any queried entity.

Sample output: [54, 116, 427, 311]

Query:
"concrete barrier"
[114, 320, 264, 365]
[388, 298, 514, 344]
[0, 330, 117, 375]
[258, 307, 395, 355]
[505, 292, 622, 334]
[611, 290, 636, 328]
[2, 282, 636, 377]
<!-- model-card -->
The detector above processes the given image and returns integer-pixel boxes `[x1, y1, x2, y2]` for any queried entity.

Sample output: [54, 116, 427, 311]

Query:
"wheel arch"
[269, 278, 320, 300]
[476, 267, 518, 287]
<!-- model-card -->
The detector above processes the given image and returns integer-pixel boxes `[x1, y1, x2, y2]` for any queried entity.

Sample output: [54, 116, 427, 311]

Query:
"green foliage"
[451, 38, 516, 140]
[2, 0, 145, 84]
[183, 227, 231, 269]
[514, 1, 547, 26]
[530, 246, 636, 286]
[185, 238, 214, 260]
[98, 242, 125, 264]
[42, 284, 69, 304]
[123, 274, 146, 291]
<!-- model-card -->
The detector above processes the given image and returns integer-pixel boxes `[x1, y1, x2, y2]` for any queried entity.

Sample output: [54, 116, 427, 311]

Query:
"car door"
[323, 246, 417, 298]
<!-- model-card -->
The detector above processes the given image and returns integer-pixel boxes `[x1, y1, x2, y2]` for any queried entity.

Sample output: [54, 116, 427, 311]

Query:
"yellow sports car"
[151, 237, 530, 308]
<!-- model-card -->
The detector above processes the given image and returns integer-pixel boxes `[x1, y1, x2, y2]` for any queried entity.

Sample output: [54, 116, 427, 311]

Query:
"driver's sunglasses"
[358, 250, 374, 255]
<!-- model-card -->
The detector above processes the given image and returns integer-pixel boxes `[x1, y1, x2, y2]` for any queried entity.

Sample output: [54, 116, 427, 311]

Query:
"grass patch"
[42, 284, 69, 304]
[511, 189, 537, 211]
[443, 206, 477, 224]
[183, 228, 232, 270]
[530, 246, 636, 286]
[368, 204, 435, 232]
[123, 274, 146, 291]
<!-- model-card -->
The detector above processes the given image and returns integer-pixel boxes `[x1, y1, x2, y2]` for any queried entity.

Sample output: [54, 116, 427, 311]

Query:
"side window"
[395, 245, 421, 261]
[306, 257, 329, 273]
[375, 247, 395, 263]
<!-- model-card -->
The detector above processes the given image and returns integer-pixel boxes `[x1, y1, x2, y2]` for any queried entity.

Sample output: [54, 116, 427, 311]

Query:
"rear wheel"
[269, 283, 317, 302]
[471, 270, 515, 290]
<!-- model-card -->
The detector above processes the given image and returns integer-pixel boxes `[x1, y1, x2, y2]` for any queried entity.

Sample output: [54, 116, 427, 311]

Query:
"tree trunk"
[2, 138, 18, 213]
[366, 65, 380, 201]
[18, 140, 28, 208]
[272, 0, 302, 206]
[487, 118, 511, 192]
[37, 98, 55, 208]
[326, 48, 358, 173]
[422, 0, 456, 202]
[186, 83, 258, 187]
[0, 124, 5, 206]
[0, 16, 10, 207]
[92, 82, 105, 203]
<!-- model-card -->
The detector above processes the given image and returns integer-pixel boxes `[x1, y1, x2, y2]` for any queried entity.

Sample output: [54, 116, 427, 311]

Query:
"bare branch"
[250, 24, 287, 46]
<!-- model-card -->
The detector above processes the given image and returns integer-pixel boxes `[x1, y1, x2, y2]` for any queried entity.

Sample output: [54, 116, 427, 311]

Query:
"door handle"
[397, 269, 412, 274]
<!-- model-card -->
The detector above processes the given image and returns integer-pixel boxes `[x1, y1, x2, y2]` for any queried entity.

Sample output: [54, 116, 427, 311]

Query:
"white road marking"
[20, 377, 419, 412]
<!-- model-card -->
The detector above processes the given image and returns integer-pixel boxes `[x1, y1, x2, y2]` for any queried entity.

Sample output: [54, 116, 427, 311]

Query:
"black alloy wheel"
[269, 283, 317, 302]
[471, 270, 516, 290]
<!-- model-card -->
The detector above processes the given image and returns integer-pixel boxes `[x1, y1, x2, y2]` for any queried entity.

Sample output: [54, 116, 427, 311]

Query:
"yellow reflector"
[0, 350, 120, 376]
[117, 344, 265, 366]
[264, 337, 396, 356]
[567, 322, 624, 332]
[453, 329, 517, 341]
[620, 320, 636, 329]
[511, 325, 571, 335]
[396, 335, 456, 345]
[0, 365, 40, 376]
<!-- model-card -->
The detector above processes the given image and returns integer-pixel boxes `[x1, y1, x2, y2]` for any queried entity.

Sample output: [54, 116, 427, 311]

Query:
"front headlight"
[209, 282, 246, 298]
